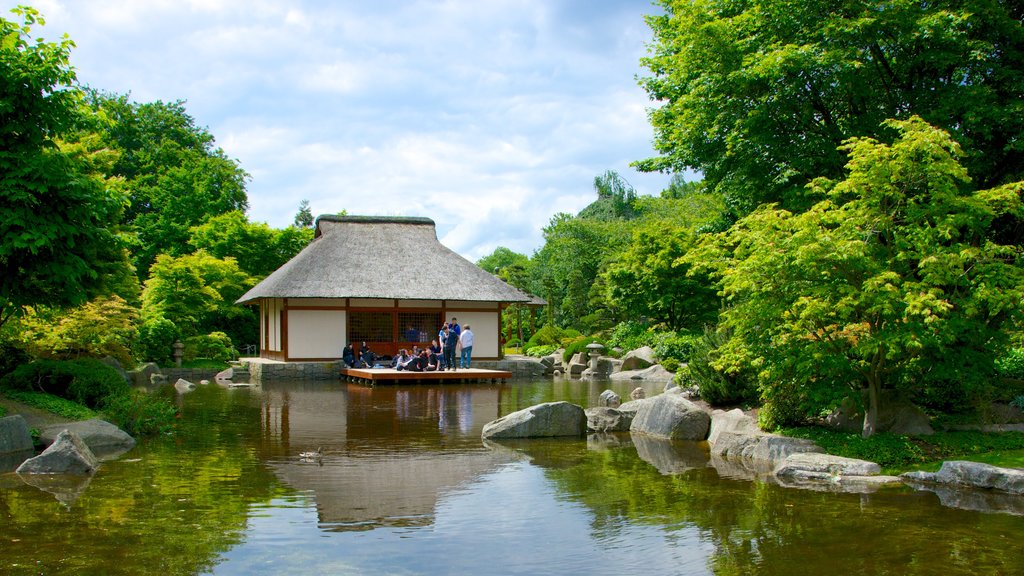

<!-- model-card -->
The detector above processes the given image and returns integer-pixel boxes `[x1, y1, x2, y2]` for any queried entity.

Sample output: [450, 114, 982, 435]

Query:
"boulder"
[568, 361, 588, 376]
[620, 346, 657, 371]
[17, 430, 98, 475]
[99, 356, 130, 384]
[711, 431, 823, 465]
[598, 389, 621, 408]
[40, 419, 135, 460]
[215, 367, 234, 381]
[482, 401, 587, 439]
[630, 387, 646, 401]
[630, 393, 711, 440]
[585, 407, 632, 432]
[611, 364, 676, 383]
[0, 415, 33, 454]
[582, 358, 617, 378]
[174, 378, 197, 393]
[825, 390, 934, 435]
[775, 453, 882, 479]
[707, 409, 760, 447]
[150, 373, 169, 385]
[901, 461, 1024, 495]
[128, 362, 162, 387]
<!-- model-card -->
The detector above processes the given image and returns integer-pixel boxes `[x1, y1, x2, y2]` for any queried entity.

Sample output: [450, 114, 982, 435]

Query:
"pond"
[1, 378, 1021, 575]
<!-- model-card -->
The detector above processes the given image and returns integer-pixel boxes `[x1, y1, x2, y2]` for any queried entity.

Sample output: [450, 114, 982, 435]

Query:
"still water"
[1, 378, 1021, 575]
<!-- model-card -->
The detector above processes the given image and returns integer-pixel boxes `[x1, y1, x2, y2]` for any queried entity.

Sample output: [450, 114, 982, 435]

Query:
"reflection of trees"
[0, 384, 284, 575]
[518, 439, 1024, 575]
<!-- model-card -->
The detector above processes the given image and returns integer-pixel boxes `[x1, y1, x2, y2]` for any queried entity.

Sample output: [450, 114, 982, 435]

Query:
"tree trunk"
[862, 376, 880, 438]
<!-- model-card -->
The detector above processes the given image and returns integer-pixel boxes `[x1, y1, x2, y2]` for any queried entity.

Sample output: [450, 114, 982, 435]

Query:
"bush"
[996, 348, 1024, 380]
[683, 326, 758, 408]
[651, 331, 700, 364]
[661, 358, 680, 373]
[525, 344, 558, 358]
[0, 389, 96, 421]
[137, 315, 180, 365]
[15, 296, 139, 367]
[0, 339, 30, 380]
[102, 389, 178, 437]
[0, 358, 129, 410]
[563, 336, 603, 364]
[184, 332, 236, 362]
[524, 324, 581, 351]
[606, 320, 651, 353]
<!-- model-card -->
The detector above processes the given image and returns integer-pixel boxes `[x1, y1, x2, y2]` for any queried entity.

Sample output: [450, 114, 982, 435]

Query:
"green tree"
[293, 199, 314, 228]
[637, 0, 1024, 217]
[15, 295, 139, 366]
[81, 92, 250, 275]
[189, 210, 313, 278]
[141, 251, 256, 345]
[0, 8, 126, 329]
[693, 118, 1024, 436]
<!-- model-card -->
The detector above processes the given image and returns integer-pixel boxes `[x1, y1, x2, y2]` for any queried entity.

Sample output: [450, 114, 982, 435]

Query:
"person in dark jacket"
[342, 343, 356, 367]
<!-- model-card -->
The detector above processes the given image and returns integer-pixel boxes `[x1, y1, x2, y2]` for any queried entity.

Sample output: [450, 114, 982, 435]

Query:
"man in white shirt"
[459, 325, 474, 368]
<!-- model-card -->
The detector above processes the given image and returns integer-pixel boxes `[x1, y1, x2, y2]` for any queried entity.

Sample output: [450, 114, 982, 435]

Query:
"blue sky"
[28, 0, 675, 260]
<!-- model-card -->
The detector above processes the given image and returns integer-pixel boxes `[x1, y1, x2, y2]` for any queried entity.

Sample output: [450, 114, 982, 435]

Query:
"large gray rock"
[482, 401, 587, 439]
[707, 409, 760, 447]
[711, 431, 823, 465]
[620, 346, 657, 371]
[775, 453, 882, 479]
[215, 367, 234, 381]
[174, 378, 197, 393]
[585, 407, 633, 432]
[99, 356, 130, 384]
[0, 415, 33, 454]
[901, 461, 1024, 495]
[826, 390, 934, 435]
[40, 419, 135, 460]
[129, 362, 162, 387]
[582, 358, 618, 378]
[610, 364, 676, 383]
[17, 430, 99, 475]
[630, 393, 711, 440]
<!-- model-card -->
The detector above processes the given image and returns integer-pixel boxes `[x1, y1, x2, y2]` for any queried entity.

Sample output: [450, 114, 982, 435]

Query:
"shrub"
[0, 389, 96, 421]
[524, 324, 581, 351]
[0, 339, 30, 380]
[683, 326, 758, 408]
[661, 358, 680, 373]
[102, 389, 178, 437]
[996, 348, 1024, 380]
[606, 320, 651, 352]
[184, 332, 235, 362]
[563, 336, 603, 364]
[137, 315, 180, 365]
[16, 296, 139, 367]
[1011, 395, 1024, 411]
[651, 331, 700, 364]
[0, 358, 129, 410]
[525, 344, 558, 358]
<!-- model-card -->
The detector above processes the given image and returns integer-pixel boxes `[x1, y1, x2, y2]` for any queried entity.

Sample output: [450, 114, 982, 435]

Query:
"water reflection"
[1, 379, 1022, 576]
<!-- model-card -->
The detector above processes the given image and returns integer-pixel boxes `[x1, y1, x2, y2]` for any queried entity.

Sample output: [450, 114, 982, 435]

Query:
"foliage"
[782, 426, 1024, 474]
[141, 250, 256, 343]
[660, 358, 680, 373]
[1011, 395, 1024, 411]
[80, 92, 250, 276]
[679, 325, 758, 407]
[476, 246, 531, 277]
[606, 320, 652, 353]
[188, 210, 313, 278]
[650, 331, 700, 365]
[562, 336, 603, 364]
[15, 296, 139, 366]
[691, 118, 1024, 436]
[577, 170, 638, 221]
[0, 337, 30, 379]
[102, 388, 177, 436]
[137, 314, 180, 365]
[524, 324, 581, 352]
[525, 344, 558, 358]
[183, 332, 235, 362]
[0, 8, 127, 329]
[0, 358, 129, 409]
[0, 389, 96, 421]
[0, 404, 5, 417]
[293, 199, 314, 228]
[996, 348, 1024, 380]
[637, 0, 1024, 218]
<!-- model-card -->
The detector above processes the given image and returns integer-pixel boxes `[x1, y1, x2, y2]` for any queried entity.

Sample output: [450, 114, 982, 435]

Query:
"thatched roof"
[237, 215, 534, 304]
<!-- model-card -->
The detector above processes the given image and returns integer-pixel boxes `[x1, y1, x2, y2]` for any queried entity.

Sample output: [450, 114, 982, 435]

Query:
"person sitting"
[342, 343, 356, 367]
[424, 351, 440, 371]
[404, 351, 428, 372]
[392, 349, 411, 370]
[359, 343, 377, 368]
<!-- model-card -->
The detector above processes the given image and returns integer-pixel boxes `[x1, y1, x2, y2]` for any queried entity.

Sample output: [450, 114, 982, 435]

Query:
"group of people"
[340, 317, 475, 372]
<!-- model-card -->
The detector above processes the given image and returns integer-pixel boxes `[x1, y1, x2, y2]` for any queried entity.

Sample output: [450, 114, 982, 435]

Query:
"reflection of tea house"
[237, 215, 533, 361]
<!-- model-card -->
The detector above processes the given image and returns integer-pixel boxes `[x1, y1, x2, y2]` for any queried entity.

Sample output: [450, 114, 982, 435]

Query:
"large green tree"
[693, 118, 1024, 436]
[0, 8, 126, 329]
[637, 0, 1024, 216]
[81, 92, 250, 275]
[189, 210, 313, 279]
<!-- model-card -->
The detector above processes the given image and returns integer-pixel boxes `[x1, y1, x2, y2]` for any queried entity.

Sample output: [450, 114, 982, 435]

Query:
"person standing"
[459, 325, 474, 369]
[441, 323, 458, 371]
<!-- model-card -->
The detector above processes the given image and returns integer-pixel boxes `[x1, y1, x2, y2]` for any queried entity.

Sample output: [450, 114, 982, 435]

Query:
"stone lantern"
[173, 340, 184, 368]
[586, 342, 605, 371]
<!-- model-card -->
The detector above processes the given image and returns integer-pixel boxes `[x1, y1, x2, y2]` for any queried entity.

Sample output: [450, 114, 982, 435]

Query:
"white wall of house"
[453, 311, 500, 358]
[263, 298, 284, 352]
[287, 309, 346, 359]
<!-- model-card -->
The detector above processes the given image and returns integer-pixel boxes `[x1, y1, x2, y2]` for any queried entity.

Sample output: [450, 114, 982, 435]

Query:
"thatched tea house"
[236, 215, 534, 362]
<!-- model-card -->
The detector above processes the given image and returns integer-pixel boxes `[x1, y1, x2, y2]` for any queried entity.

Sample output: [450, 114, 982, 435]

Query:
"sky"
[25, 0, 676, 261]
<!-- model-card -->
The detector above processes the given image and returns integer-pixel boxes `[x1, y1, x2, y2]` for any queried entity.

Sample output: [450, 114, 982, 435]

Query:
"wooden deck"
[340, 367, 512, 385]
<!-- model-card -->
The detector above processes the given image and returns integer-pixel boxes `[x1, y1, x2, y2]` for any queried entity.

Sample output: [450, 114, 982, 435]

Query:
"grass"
[1, 389, 96, 421]
[0, 404, 6, 417]
[780, 426, 1024, 475]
